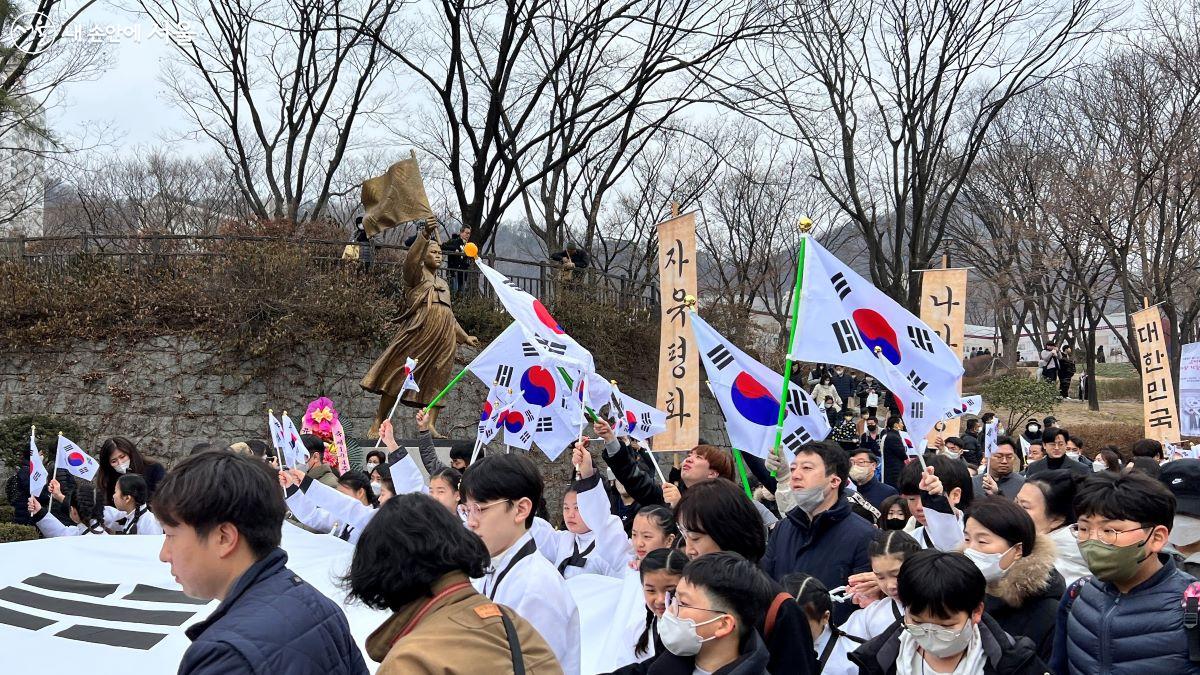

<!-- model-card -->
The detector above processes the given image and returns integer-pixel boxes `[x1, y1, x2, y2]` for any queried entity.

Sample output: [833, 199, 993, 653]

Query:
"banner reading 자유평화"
[919, 267, 968, 444]
[1133, 305, 1181, 444]
[1179, 342, 1200, 436]
[655, 212, 700, 452]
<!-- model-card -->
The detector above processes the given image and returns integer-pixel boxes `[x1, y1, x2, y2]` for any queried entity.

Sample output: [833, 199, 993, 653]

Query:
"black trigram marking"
[786, 388, 810, 417]
[640, 412, 654, 432]
[783, 427, 813, 453]
[910, 401, 925, 419]
[906, 369, 929, 394]
[495, 364, 514, 388]
[908, 326, 935, 353]
[706, 343, 734, 370]
[502, 279, 522, 292]
[519, 430, 532, 444]
[831, 272, 851, 300]
[521, 342, 539, 358]
[833, 320, 864, 353]
[537, 417, 555, 433]
[534, 336, 567, 356]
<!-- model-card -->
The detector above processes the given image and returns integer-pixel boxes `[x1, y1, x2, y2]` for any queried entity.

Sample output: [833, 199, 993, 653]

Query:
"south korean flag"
[787, 235, 963, 419]
[692, 311, 830, 461]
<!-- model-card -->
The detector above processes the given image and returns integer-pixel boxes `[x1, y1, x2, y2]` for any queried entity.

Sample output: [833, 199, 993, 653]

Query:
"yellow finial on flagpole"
[684, 295, 697, 309]
[798, 217, 813, 233]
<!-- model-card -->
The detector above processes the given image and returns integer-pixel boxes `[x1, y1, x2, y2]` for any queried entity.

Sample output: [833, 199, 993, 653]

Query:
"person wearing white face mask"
[961, 497, 1063, 662]
[649, 552, 773, 675]
[849, 550, 1047, 675]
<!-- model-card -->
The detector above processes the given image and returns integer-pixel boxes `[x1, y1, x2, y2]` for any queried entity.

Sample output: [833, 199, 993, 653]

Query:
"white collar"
[487, 530, 534, 575]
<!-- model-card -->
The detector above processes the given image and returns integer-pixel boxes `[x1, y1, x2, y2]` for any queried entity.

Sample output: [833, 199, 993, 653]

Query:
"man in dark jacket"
[761, 441, 874, 623]
[881, 416, 908, 487]
[154, 451, 367, 675]
[1024, 427, 1089, 478]
[847, 447, 897, 510]
[960, 418, 983, 466]
[550, 242, 590, 269]
[1050, 470, 1200, 675]
[851, 550, 1047, 675]
[829, 366, 857, 414]
[440, 225, 472, 294]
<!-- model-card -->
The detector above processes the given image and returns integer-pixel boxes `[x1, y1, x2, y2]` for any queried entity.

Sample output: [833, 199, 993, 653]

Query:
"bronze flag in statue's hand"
[360, 157, 433, 238]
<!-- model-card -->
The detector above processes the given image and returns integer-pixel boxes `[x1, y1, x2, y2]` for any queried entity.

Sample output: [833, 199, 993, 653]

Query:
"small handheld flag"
[401, 357, 420, 393]
[55, 435, 101, 482]
[29, 426, 48, 498]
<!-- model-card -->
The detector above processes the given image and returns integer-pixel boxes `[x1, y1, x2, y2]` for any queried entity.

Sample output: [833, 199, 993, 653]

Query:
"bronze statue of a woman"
[361, 218, 478, 437]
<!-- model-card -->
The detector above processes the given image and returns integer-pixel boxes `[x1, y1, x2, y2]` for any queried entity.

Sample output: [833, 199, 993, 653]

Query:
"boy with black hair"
[1131, 437, 1164, 462]
[850, 549, 1045, 674]
[154, 451, 367, 675]
[653, 552, 775, 675]
[898, 455, 973, 551]
[461, 452, 581, 674]
[762, 441, 874, 624]
[1050, 471, 1200, 674]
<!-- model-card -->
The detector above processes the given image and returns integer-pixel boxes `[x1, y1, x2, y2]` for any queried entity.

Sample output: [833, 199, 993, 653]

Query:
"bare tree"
[372, 0, 768, 250]
[43, 148, 254, 237]
[720, 0, 1113, 310]
[1, 0, 109, 232]
[139, 0, 404, 223]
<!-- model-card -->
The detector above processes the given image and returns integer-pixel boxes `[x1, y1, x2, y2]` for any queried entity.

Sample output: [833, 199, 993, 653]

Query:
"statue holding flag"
[360, 207, 479, 438]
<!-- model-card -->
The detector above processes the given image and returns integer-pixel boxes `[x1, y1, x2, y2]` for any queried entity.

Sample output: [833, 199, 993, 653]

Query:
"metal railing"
[0, 233, 661, 312]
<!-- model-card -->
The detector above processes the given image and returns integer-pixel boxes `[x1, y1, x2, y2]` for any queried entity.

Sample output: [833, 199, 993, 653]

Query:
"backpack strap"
[1064, 576, 1089, 615]
[764, 592, 792, 640]
[1182, 582, 1200, 663]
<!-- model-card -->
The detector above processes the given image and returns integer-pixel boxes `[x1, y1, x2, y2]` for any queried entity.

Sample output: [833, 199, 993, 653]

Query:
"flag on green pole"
[770, 222, 812, 475]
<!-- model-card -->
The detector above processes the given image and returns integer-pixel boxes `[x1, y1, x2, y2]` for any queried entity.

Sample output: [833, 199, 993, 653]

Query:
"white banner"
[0, 525, 621, 674]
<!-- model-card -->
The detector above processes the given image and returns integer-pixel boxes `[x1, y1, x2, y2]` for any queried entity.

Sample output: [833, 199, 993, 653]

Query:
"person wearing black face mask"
[859, 417, 882, 455]
[879, 496, 911, 531]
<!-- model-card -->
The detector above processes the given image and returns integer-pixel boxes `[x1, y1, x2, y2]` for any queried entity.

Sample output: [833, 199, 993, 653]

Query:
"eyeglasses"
[903, 621, 968, 641]
[1069, 523, 1149, 545]
[458, 499, 512, 520]
[677, 526, 706, 540]
[666, 592, 726, 617]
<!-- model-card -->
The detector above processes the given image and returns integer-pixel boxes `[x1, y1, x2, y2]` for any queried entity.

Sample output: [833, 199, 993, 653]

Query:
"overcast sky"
[48, 3, 201, 154]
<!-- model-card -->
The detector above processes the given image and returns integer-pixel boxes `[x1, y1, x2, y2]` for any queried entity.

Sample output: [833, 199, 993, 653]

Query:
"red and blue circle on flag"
[520, 366, 556, 407]
[731, 372, 781, 426]
[853, 308, 901, 364]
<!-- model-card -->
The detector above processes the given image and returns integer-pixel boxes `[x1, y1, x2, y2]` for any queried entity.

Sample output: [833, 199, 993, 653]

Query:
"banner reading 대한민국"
[655, 212, 700, 452]
[1178, 342, 1200, 436]
[919, 268, 968, 444]
[1133, 306, 1181, 444]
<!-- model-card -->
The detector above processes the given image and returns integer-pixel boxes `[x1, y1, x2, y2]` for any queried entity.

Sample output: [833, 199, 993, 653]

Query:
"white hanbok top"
[473, 531, 582, 675]
[285, 479, 377, 544]
[530, 474, 634, 578]
[840, 596, 903, 642]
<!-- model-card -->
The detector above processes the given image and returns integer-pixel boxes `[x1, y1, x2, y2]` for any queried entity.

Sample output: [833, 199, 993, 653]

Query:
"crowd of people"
[9, 380, 1200, 675]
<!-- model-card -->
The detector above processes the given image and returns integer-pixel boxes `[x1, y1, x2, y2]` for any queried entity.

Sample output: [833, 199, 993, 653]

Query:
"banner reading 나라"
[655, 212, 700, 452]
[918, 267, 968, 444]
[1132, 305, 1181, 444]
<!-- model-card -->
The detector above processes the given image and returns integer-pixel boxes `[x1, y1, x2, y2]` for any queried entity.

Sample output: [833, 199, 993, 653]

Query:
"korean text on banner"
[1133, 306, 1180, 443]
[655, 212, 700, 451]
[1180, 342, 1200, 436]
[919, 267, 967, 443]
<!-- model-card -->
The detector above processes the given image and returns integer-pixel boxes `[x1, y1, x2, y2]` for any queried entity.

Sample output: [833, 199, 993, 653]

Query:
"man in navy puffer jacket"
[153, 451, 368, 675]
[1050, 471, 1200, 675]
